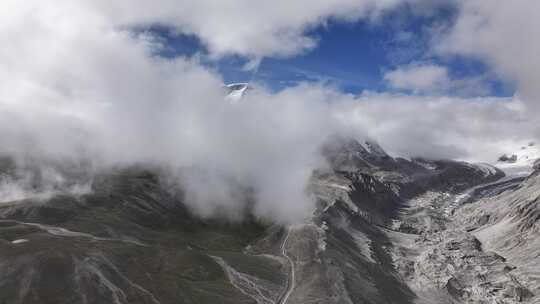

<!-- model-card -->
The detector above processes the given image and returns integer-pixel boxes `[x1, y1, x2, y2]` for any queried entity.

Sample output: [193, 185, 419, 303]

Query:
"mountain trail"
[277, 226, 295, 304]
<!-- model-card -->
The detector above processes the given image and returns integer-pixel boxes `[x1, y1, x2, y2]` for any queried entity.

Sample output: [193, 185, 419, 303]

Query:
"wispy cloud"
[384, 62, 491, 96]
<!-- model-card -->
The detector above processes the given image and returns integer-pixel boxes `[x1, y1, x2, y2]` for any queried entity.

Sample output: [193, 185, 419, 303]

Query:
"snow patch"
[11, 239, 29, 244]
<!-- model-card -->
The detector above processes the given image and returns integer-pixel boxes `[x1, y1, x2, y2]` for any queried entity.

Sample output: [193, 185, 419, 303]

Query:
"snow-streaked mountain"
[4, 130, 540, 303]
[495, 142, 540, 176]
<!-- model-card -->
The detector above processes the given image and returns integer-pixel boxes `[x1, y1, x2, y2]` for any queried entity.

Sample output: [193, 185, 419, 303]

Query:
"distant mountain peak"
[495, 142, 540, 176]
[224, 83, 250, 103]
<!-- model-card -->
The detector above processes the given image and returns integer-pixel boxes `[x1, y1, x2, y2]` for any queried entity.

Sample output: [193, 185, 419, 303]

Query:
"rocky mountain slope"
[496, 142, 540, 176]
[2, 137, 540, 303]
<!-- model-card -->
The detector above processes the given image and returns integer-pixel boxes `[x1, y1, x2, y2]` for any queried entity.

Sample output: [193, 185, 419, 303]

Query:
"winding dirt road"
[277, 226, 295, 304]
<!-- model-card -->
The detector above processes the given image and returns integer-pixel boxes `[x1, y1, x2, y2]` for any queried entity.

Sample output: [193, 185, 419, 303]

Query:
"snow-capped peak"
[494, 142, 540, 176]
[224, 83, 250, 103]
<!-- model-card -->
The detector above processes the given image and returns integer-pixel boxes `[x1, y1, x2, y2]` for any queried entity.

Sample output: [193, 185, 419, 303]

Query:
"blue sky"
[148, 7, 513, 97]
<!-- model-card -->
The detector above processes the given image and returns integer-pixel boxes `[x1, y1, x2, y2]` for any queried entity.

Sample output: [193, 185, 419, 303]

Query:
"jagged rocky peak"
[363, 139, 389, 158]
[321, 136, 503, 188]
[320, 135, 398, 171]
[320, 135, 376, 172]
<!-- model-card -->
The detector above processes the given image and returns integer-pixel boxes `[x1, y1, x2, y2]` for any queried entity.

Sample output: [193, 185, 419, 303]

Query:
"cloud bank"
[436, 0, 540, 110]
[339, 93, 533, 161]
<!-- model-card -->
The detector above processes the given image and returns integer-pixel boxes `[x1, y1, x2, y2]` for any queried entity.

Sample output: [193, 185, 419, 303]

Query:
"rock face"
[3, 137, 540, 304]
[286, 138, 507, 303]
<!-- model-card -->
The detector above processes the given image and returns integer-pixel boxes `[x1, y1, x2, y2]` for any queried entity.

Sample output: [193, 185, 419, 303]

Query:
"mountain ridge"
[1, 137, 539, 303]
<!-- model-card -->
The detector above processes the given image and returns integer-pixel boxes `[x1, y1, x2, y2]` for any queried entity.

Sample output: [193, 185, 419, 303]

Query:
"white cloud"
[80, 0, 422, 59]
[3, 0, 443, 223]
[384, 63, 490, 96]
[384, 64, 450, 92]
[437, 0, 540, 110]
[338, 93, 534, 162]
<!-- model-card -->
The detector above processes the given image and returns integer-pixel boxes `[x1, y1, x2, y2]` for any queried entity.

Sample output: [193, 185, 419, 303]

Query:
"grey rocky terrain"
[1, 138, 540, 303]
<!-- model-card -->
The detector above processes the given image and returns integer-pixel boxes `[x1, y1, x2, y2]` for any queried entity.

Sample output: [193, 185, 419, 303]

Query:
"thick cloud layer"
[339, 93, 534, 161]
[0, 2, 347, 222]
[437, 0, 540, 111]
[0, 1, 538, 223]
